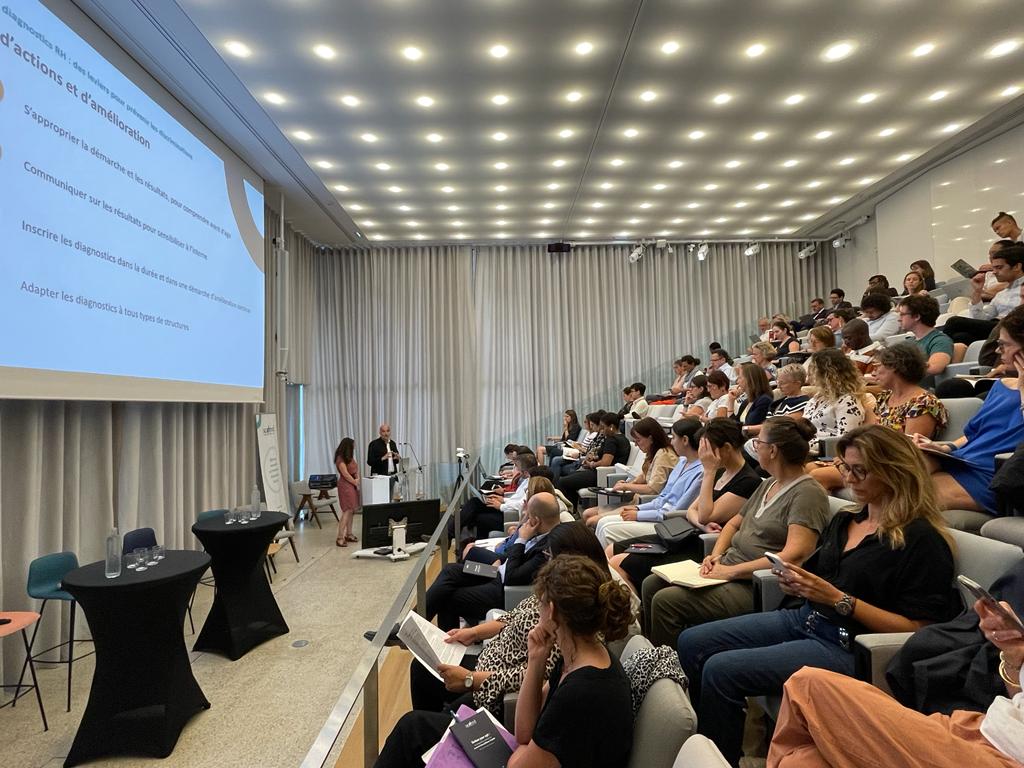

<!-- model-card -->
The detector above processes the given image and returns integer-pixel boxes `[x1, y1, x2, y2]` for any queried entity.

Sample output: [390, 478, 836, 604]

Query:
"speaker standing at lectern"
[367, 423, 400, 478]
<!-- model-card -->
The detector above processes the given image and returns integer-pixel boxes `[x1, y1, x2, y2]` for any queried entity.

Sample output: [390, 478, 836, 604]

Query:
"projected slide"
[0, 1, 265, 400]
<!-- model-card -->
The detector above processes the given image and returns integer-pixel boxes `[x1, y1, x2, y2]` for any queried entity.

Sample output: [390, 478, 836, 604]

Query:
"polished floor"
[2, 514, 423, 768]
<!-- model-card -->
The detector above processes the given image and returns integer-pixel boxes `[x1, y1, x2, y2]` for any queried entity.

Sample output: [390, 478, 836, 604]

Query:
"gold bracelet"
[999, 652, 1022, 688]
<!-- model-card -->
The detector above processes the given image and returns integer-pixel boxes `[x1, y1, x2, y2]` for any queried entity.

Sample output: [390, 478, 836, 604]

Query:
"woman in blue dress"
[913, 305, 1024, 514]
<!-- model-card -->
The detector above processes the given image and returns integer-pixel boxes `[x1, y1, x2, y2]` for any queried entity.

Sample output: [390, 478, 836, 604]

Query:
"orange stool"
[0, 611, 48, 731]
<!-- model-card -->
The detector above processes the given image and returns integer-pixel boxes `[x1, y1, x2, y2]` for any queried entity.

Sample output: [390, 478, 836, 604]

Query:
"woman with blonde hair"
[803, 348, 874, 453]
[678, 425, 958, 765]
[750, 341, 779, 381]
[807, 325, 835, 353]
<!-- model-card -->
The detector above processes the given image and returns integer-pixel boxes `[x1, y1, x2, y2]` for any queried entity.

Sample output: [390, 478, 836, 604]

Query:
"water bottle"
[105, 527, 122, 579]
[250, 483, 261, 518]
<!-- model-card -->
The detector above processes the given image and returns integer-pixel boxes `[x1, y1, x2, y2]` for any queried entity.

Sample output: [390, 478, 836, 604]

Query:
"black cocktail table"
[191, 511, 289, 660]
[62, 550, 211, 767]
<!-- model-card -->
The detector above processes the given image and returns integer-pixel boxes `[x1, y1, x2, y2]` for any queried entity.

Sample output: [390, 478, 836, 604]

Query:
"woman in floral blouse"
[803, 349, 875, 455]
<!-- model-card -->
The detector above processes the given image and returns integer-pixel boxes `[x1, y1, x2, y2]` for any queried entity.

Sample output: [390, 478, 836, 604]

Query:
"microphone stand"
[399, 441, 425, 499]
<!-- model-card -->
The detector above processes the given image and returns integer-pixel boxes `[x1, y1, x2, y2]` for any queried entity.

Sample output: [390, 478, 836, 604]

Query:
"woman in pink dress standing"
[334, 438, 361, 547]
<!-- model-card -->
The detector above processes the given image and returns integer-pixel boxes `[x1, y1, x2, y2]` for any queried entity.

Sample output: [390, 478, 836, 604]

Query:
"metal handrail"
[300, 457, 482, 768]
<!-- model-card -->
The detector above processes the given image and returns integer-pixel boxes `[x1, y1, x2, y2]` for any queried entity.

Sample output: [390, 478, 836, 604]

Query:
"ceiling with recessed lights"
[177, 0, 1023, 245]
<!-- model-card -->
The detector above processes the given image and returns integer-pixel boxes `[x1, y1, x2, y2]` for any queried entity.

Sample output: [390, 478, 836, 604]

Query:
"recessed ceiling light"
[751, 131, 769, 141]
[340, 94, 360, 107]
[814, 130, 833, 140]
[986, 39, 1021, 59]
[591, 202, 604, 208]
[264, 92, 286, 105]
[623, 128, 639, 138]
[565, 91, 583, 102]
[558, 128, 574, 138]
[574, 41, 594, 55]
[441, 186, 454, 193]
[712, 92, 732, 105]
[491, 93, 510, 105]
[826, 196, 845, 204]
[639, 90, 658, 103]
[416, 95, 435, 108]
[450, 220, 464, 227]
[495, 184, 508, 192]
[912, 42, 936, 57]
[856, 92, 878, 104]
[661, 40, 680, 55]
[779, 199, 797, 207]
[313, 44, 336, 60]
[858, 177, 876, 186]
[784, 93, 806, 106]
[805, 180, 823, 189]
[426, 133, 443, 143]
[725, 160, 742, 168]
[446, 205, 459, 212]
[757, 215, 776, 222]
[639, 202, 652, 209]
[941, 122, 961, 133]
[928, 89, 949, 101]
[405, 220, 419, 227]
[489, 44, 510, 59]
[878, 127, 897, 137]
[600, 182, 613, 189]
[546, 182, 559, 190]
[332, 184, 349, 192]
[745, 42, 767, 58]
[576, 231, 591, 238]
[361, 220, 375, 227]
[224, 40, 252, 58]
[315, 160, 333, 169]
[671, 218, 686, 224]
[703, 183, 718, 191]
[837, 157, 856, 166]
[782, 159, 799, 168]
[895, 152, 915, 162]
[668, 160, 684, 169]
[495, 204, 508, 211]
[360, 132, 378, 143]
[543, 202, 556, 209]
[821, 40, 856, 62]
[687, 130, 705, 140]
[734, 201, 749, 208]
[292, 130, 312, 141]
[652, 183, 667, 190]
[1001, 85, 1021, 97]
[401, 46, 423, 61]
[386, 186, 402, 193]
[494, 161, 509, 170]
[754, 182, 771, 190]
[435, 162, 450, 171]
[552, 158, 567, 167]
[412, 233, 427, 240]
[610, 158, 625, 166]
[534, 232, 550, 238]
[686, 202, 700, 209]
[491, 131, 508, 142]
[713, 217, 729, 224]
[398, 205, 412, 212]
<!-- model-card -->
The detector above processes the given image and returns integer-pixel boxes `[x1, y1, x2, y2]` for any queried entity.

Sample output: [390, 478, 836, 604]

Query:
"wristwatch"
[464, 672, 474, 689]
[834, 593, 857, 617]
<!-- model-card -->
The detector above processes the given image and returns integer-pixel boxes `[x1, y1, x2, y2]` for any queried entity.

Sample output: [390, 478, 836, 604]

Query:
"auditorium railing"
[300, 456, 483, 768]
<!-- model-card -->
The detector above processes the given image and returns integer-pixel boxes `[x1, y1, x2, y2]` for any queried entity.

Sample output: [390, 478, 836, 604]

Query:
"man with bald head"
[367, 423, 400, 477]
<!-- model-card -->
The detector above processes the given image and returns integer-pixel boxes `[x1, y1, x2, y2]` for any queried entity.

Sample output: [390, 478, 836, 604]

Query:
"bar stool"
[18, 552, 90, 712]
[1, 611, 48, 731]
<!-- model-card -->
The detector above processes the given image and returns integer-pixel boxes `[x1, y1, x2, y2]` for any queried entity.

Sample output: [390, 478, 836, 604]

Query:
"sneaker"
[362, 623, 406, 649]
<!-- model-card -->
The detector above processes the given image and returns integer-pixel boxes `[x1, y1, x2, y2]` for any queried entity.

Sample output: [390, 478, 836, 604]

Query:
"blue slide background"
[0, 1, 264, 390]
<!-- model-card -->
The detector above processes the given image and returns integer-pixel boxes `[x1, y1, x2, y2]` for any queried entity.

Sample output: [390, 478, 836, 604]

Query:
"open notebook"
[651, 559, 728, 589]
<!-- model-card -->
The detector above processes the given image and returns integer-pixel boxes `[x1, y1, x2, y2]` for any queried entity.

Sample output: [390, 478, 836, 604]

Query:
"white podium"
[362, 476, 392, 505]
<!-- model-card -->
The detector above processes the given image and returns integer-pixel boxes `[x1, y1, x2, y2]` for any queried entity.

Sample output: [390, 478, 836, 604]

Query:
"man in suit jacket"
[367, 423, 400, 476]
[425, 493, 561, 630]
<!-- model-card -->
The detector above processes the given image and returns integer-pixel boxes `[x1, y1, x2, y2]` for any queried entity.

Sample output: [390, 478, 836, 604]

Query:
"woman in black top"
[910, 259, 938, 291]
[536, 409, 582, 464]
[678, 425, 957, 766]
[726, 363, 773, 427]
[557, 411, 631, 508]
[771, 320, 801, 357]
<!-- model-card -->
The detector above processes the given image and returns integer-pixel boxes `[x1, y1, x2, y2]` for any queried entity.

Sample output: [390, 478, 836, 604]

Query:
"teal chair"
[18, 552, 88, 712]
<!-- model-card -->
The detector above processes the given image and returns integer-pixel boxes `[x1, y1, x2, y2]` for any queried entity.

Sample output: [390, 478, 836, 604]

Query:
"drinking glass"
[224, 510, 235, 525]
[146, 547, 159, 566]
[125, 552, 138, 570]
[153, 544, 165, 561]
[249, 505, 261, 521]
[238, 508, 249, 525]
[134, 549, 148, 571]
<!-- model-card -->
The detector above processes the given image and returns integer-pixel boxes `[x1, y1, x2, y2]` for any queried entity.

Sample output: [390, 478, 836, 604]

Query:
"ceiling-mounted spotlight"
[628, 243, 645, 264]
[687, 243, 696, 255]
[696, 241, 709, 261]
[743, 241, 760, 256]
[797, 243, 817, 260]
[832, 232, 852, 248]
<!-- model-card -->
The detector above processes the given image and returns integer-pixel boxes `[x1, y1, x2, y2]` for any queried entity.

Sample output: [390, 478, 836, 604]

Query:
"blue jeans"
[677, 604, 855, 766]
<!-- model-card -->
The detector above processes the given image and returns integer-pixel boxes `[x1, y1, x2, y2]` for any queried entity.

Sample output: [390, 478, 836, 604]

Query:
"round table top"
[63, 550, 211, 591]
[191, 510, 289, 536]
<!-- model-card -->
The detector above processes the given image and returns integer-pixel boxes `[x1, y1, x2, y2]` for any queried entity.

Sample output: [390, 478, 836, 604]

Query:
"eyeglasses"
[751, 438, 773, 450]
[833, 458, 868, 482]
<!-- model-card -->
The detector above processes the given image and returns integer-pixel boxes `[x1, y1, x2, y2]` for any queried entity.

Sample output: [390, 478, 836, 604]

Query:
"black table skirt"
[191, 511, 289, 660]
[61, 550, 211, 767]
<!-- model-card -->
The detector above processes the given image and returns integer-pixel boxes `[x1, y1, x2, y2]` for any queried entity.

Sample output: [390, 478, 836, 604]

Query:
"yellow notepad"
[651, 559, 728, 588]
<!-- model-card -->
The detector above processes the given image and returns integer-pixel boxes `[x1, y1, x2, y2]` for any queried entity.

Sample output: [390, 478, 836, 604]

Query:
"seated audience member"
[900, 293, 954, 378]
[865, 273, 899, 298]
[840, 318, 874, 359]
[615, 385, 638, 419]
[810, 343, 947, 492]
[594, 418, 704, 546]
[426, 493, 561, 631]
[535, 409, 581, 465]
[803, 349, 874, 453]
[860, 291, 900, 343]
[910, 259, 938, 291]
[757, 316, 772, 342]
[679, 425, 958, 766]
[464, 474, 571, 564]
[742, 364, 810, 444]
[802, 326, 836, 370]
[609, 419, 763, 592]
[770, 320, 802, 357]
[806, 297, 830, 327]
[750, 341, 779, 381]
[709, 348, 738, 384]
[725, 363, 773, 427]
[902, 270, 930, 295]
[409, 521, 616, 717]
[643, 418, 828, 646]
[703, 370, 733, 421]
[582, 417, 677, 527]
[454, 453, 538, 543]
[682, 375, 715, 419]
[627, 382, 649, 418]
[826, 307, 856, 333]
[913, 305, 1024, 515]
[557, 411, 630, 508]
[376, 551, 634, 768]
[829, 288, 853, 309]
[992, 210, 1023, 242]
[670, 355, 700, 394]
[549, 412, 601, 481]
[944, 243, 1024, 348]
[767, 599, 1024, 767]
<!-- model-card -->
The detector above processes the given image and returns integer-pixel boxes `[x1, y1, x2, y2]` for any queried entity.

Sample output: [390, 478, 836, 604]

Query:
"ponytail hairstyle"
[760, 417, 817, 466]
[533, 555, 633, 642]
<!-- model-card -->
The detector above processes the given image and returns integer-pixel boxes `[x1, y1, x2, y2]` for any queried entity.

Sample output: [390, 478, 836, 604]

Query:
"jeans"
[677, 604, 856, 766]
[549, 456, 579, 482]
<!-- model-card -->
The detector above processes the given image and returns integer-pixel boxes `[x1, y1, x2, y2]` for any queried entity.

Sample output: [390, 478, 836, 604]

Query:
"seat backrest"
[930, 293, 948, 305]
[950, 528, 1024, 594]
[27, 551, 80, 596]
[964, 339, 986, 363]
[885, 332, 914, 347]
[197, 509, 227, 522]
[827, 495, 858, 516]
[938, 397, 983, 441]
[122, 527, 158, 554]
[627, 444, 643, 471]
[947, 296, 971, 316]
[672, 735, 731, 768]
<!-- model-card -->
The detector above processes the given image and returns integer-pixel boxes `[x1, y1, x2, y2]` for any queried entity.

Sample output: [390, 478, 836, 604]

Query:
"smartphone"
[957, 575, 1024, 633]
[950, 259, 980, 279]
[764, 551, 790, 576]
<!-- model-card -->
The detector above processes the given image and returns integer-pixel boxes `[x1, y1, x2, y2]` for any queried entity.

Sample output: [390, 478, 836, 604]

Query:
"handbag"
[653, 517, 700, 547]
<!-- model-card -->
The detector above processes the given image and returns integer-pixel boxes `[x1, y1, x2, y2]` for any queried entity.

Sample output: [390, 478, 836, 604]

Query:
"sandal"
[336, 539, 347, 547]
[345, 534, 358, 542]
